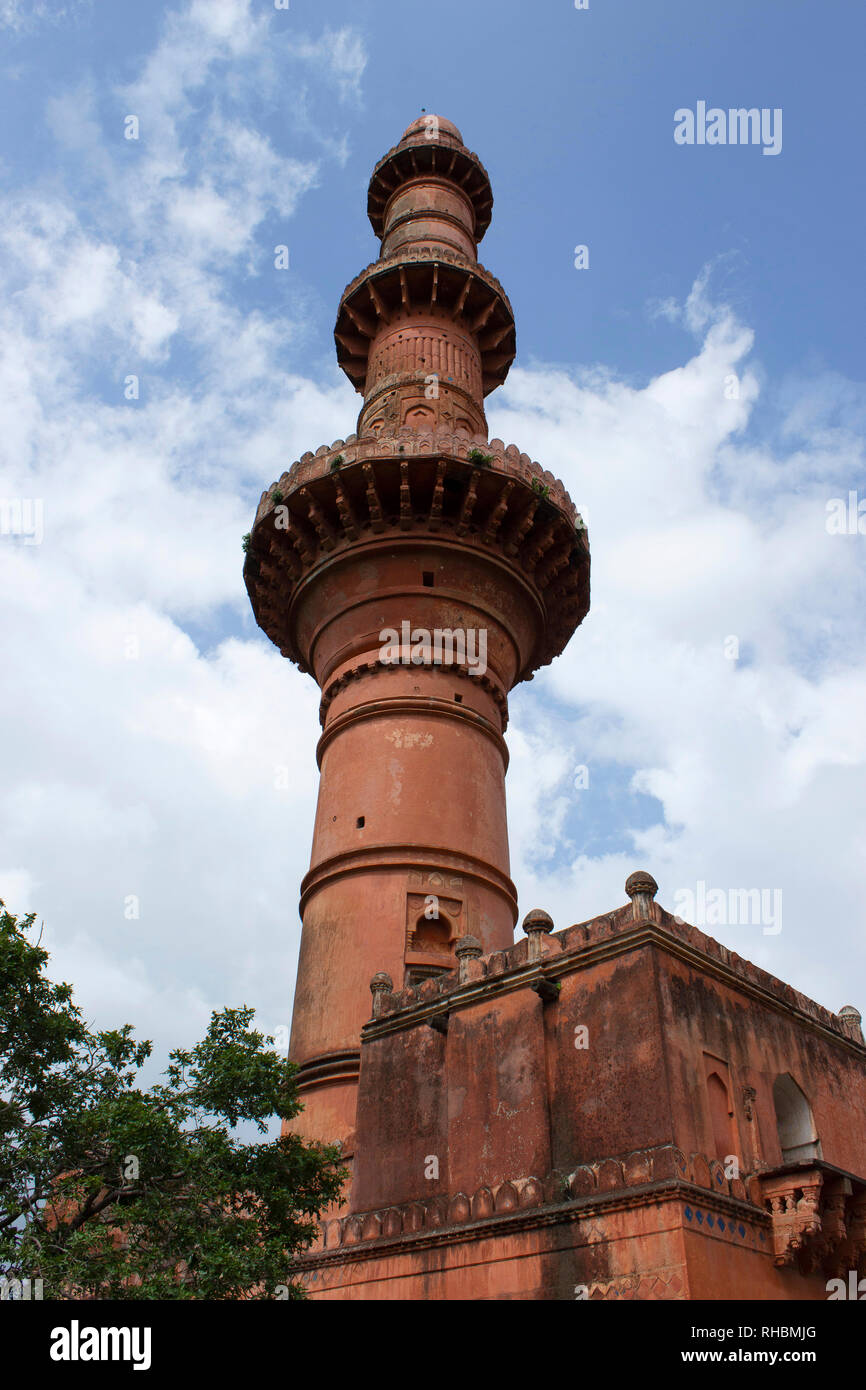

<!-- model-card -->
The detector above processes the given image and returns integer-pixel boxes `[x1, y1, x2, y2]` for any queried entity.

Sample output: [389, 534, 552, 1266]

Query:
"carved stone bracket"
[760, 1169, 866, 1275]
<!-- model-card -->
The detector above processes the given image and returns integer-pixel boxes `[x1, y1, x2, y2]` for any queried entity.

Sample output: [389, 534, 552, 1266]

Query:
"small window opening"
[454, 693, 463, 704]
[356, 816, 365, 829]
[422, 572, 434, 587]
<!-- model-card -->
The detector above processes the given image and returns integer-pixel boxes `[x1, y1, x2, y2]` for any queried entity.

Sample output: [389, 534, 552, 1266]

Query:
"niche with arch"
[701, 1053, 740, 1167]
[707, 1070, 737, 1163]
[403, 880, 464, 989]
[772, 1073, 821, 1163]
[411, 911, 453, 955]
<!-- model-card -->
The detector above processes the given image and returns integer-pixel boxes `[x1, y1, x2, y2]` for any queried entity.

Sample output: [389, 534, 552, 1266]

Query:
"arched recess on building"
[702, 1053, 739, 1165]
[707, 1070, 736, 1162]
[405, 911, 455, 988]
[772, 1073, 822, 1163]
[412, 911, 453, 954]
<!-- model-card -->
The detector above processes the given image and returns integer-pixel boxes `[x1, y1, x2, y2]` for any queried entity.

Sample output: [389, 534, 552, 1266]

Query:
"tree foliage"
[0, 902, 346, 1299]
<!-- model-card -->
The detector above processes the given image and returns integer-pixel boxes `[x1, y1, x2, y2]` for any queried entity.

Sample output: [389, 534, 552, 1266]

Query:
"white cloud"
[291, 28, 368, 101]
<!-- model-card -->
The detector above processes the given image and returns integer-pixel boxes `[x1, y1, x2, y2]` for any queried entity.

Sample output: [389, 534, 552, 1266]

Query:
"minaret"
[244, 116, 590, 1156]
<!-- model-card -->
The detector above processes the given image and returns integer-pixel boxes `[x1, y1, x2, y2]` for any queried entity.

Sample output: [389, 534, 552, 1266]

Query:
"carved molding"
[317, 655, 509, 729]
[310, 1145, 767, 1254]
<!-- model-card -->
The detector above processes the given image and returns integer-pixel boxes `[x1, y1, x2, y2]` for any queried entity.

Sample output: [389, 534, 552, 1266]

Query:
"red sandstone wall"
[545, 941, 675, 1168]
[446, 987, 551, 1193]
[352, 1025, 448, 1211]
[656, 953, 866, 1175]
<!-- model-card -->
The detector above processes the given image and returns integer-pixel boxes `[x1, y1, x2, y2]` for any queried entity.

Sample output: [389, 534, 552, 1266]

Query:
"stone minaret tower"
[244, 116, 590, 1157]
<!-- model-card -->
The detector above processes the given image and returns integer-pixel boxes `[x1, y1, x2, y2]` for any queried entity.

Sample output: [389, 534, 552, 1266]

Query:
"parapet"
[363, 874, 863, 1049]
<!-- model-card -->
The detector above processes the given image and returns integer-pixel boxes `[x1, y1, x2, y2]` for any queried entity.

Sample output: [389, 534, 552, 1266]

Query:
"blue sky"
[7, 2, 863, 387]
[1, 0, 864, 1080]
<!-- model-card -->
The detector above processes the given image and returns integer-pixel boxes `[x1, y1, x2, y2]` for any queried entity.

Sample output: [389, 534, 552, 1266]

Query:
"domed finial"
[523, 907, 554, 931]
[625, 871, 658, 922]
[523, 907, 554, 961]
[400, 113, 465, 147]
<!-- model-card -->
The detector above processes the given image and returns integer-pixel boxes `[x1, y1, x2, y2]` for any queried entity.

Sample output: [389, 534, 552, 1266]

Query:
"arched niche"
[707, 1071, 736, 1162]
[772, 1073, 821, 1163]
[412, 912, 453, 955]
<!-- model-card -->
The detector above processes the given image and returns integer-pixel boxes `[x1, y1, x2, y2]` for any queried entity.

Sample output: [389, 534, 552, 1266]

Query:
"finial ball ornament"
[522, 907, 554, 934]
[625, 871, 658, 900]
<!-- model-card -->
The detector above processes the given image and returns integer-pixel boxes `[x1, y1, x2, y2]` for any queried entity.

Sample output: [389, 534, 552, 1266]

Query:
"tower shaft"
[245, 116, 589, 1154]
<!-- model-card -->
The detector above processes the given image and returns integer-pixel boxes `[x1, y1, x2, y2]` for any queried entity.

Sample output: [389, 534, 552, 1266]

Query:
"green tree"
[0, 902, 346, 1299]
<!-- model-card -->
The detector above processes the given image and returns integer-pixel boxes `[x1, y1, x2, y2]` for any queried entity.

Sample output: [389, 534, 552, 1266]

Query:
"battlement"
[364, 882, 862, 1051]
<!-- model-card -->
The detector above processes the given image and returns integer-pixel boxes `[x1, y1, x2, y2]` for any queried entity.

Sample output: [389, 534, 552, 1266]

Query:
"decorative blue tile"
[685, 1205, 693, 1221]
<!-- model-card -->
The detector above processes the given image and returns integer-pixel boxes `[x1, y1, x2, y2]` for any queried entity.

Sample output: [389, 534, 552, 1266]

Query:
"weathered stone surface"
[568, 1167, 596, 1198]
[494, 1181, 519, 1213]
[594, 1159, 625, 1193]
[471, 1187, 494, 1221]
[447, 1193, 471, 1225]
[624, 1149, 654, 1186]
